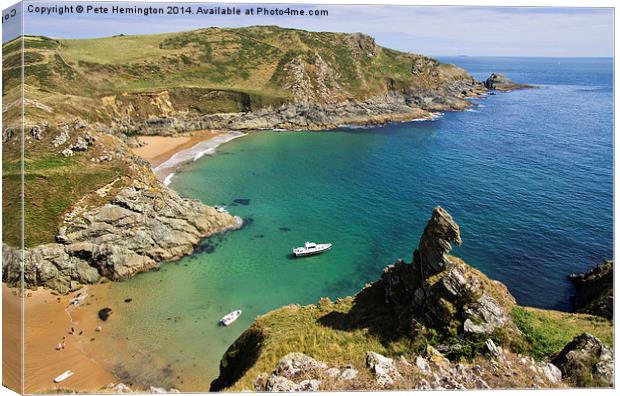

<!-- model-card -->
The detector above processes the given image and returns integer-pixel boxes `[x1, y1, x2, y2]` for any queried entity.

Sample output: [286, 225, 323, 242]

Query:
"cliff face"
[569, 260, 613, 319]
[213, 208, 613, 391]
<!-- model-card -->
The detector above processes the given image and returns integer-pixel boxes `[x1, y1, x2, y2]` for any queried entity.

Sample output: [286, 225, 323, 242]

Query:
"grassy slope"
[511, 306, 613, 360]
[221, 280, 613, 391]
[4, 26, 470, 122]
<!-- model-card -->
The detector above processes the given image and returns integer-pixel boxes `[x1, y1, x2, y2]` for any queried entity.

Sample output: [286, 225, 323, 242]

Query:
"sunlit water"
[99, 57, 612, 390]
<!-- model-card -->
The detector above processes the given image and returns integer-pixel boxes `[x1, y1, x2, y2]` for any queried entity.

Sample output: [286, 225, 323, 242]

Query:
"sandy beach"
[131, 130, 248, 184]
[131, 130, 226, 168]
[3, 284, 117, 393]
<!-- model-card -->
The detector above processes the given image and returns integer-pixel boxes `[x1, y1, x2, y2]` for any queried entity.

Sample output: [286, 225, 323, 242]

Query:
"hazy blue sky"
[2, 1, 614, 56]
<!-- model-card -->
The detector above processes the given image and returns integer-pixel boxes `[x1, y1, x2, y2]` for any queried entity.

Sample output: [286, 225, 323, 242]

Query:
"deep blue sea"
[103, 57, 613, 388]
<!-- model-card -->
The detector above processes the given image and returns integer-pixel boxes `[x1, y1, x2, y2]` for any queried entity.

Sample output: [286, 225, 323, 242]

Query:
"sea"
[96, 57, 613, 390]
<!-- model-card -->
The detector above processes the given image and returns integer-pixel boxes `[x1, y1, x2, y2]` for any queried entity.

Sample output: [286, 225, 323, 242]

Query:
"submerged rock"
[98, 307, 113, 321]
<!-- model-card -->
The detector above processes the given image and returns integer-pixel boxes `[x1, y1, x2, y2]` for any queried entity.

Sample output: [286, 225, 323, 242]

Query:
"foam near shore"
[152, 131, 247, 183]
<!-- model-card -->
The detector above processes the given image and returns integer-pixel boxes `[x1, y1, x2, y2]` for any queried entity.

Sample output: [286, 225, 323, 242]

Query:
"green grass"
[58, 32, 184, 64]
[218, 277, 614, 391]
[222, 283, 420, 391]
[511, 306, 613, 360]
[2, 155, 124, 247]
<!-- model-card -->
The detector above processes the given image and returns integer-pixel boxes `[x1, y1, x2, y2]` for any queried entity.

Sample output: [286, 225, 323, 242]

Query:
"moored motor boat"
[219, 310, 242, 326]
[54, 370, 74, 383]
[292, 242, 332, 257]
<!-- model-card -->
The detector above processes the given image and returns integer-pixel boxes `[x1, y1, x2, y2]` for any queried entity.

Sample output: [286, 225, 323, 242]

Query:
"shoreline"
[131, 130, 225, 168]
[3, 284, 118, 393]
[134, 130, 248, 185]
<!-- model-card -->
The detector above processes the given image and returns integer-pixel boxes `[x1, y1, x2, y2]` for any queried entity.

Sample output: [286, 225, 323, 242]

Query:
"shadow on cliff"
[209, 325, 264, 391]
[317, 279, 410, 346]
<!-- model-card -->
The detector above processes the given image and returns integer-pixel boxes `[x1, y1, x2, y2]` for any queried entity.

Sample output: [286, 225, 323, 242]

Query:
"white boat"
[219, 310, 242, 326]
[292, 242, 332, 257]
[215, 205, 228, 213]
[54, 370, 74, 383]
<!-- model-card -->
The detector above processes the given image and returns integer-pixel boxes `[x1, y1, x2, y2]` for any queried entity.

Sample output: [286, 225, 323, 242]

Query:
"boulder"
[275, 352, 327, 378]
[265, 376, 300, 392]
[339, 367, 358, 381]
[551, 333, 614, 387]
[298, 379, 321, 391]
[366, 351, 402, 386]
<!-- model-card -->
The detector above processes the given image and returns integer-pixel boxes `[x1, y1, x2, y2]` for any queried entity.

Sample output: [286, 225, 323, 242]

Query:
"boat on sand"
[54, 370, 74, 383]
[292, 242, 332, 257]
[219, 310, 242, 326]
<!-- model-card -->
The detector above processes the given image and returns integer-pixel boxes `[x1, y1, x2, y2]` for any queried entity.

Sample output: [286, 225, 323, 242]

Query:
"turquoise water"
[103, 57, 613, 390]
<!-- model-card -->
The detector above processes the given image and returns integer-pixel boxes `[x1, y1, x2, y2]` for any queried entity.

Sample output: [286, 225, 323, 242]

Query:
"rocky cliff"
[1, 117, 241, 293]
[212, 208, 613, 391]
[569, 260, 613, 319]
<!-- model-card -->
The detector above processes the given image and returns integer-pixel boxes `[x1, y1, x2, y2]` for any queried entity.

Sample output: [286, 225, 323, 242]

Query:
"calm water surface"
[101, 57, 613, 390]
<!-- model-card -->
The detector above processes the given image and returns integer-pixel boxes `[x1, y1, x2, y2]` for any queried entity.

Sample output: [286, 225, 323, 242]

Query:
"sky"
[1, 1, 614, 57]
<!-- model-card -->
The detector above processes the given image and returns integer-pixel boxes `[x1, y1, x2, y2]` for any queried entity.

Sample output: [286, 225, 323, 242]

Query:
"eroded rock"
[381, 207, 516, 337]
[551, 333, 614, 387]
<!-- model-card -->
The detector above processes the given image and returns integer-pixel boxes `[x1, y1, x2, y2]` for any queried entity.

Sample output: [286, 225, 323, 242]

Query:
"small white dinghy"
[54, 370, 74, 383]
[219, 310, 242, 326]
[293, 242, 332, 257]
[69, 292, 88, 307]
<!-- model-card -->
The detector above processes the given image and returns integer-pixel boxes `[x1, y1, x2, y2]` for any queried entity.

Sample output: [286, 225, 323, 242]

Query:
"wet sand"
[2, 286, 22, 393]
[131, 130, 225, 167]
[2, 284, 117, 393]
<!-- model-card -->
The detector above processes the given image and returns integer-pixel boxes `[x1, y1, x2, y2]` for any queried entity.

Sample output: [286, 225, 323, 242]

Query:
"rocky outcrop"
[251, 345, 565, 391]
[551, 333, 614, 387]
[569, 260, 613, 319]
[366, 351, 403, 386]
[484, 73, 533, 91]
[253, 353, 327, 392]
[2, 179, 241, 293]
[381, 207, 517, 337]
[416, 206, 462, 279]
[103, 88, 482, 136]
